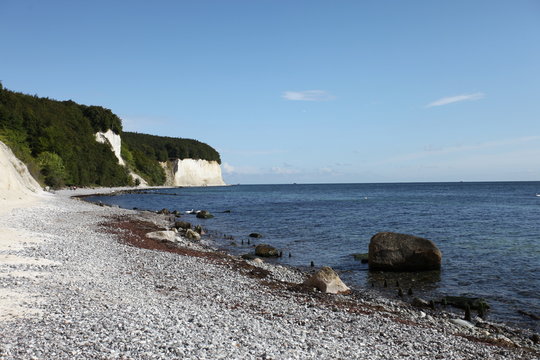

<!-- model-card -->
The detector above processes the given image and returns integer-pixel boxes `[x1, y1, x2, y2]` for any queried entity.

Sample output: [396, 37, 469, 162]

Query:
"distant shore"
[0, 187, 538, 359]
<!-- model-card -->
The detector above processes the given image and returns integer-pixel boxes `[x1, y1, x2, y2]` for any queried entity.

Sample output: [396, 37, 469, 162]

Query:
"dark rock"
[411, 297, 430, 308]
[531, 334, 539, 344]
[174, 221, 192, 230]
[517, 310, 540, 320]
[464, 304, 472, 321]
[157, 208, 170, 215]
[194, 225, 204, 235]
[241, 254, 257, 260]
[171, 210, 180, 216]
[222, 210, 231, 213]
[255, 244, 279, 257]
[368, 232, 442, 271]
[442, 296, 490, 310]
[196, 210, 214, 219]
[352, 253, 369, 264]
[249, 232, 263, 238]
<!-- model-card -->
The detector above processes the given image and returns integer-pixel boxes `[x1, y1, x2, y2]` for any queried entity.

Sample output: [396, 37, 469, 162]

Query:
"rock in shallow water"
[255, 244, 279, 257]
[368, 232, 442, 271]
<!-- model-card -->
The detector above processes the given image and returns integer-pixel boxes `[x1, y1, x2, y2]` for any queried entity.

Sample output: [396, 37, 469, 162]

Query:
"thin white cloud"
[426, 92, 485, 107]
[386, 136, 540, 163]
[222, 162, 235, 174]
[271, 166, 299, 175]
[282, 90, 335, 101]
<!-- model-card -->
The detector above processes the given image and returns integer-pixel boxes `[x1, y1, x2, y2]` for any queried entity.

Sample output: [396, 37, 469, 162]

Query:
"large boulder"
[368, 232, 442, 271]
[255, 244, 279, 257]
[303, 266, 350, 294]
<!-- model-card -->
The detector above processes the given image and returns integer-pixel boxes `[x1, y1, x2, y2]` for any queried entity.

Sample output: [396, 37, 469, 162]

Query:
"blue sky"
[1, 1, 539, 184]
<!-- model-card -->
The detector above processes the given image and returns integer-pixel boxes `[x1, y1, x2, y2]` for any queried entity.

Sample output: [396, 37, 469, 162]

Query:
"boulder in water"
[249, 232, 263, 238]
[368, 232, 442, 271]
[196, 210, 214, 219]
[442, 296, 489, 310]
[255, 244, 279, 257]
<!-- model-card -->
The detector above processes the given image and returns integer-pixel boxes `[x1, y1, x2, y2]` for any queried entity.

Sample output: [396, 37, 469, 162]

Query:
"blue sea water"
[87, 182, 540, 331]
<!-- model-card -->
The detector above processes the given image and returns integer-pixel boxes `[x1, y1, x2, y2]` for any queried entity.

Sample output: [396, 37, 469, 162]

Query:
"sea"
[86, 181, 540, 332]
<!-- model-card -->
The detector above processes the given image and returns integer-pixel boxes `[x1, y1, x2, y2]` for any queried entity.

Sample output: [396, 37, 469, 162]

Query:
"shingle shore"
[0, 189, 538, 359]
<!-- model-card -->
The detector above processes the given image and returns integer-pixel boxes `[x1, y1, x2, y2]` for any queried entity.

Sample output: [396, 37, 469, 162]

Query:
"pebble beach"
[0, 189, 539, 359]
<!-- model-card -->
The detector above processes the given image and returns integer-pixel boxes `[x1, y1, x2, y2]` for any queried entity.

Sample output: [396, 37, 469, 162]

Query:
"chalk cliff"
[95, 130, 125, 166]
[0, 141, 43, 201]
[163, 159, 225, 187]
[95, 131, 224, 187]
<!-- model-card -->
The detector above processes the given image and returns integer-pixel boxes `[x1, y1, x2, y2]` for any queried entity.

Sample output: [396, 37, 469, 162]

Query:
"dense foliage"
[0, 85, 130, 187]
[123, 132, 221, 164]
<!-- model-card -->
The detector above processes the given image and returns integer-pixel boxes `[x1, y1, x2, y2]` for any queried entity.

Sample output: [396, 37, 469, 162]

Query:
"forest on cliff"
[0, 84, 220, 188]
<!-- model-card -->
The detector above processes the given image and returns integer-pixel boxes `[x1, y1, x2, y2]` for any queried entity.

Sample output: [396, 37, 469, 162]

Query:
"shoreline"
[0, 188, 538, 359]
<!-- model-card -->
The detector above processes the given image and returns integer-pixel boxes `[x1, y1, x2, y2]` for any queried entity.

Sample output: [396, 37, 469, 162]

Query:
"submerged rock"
[303, 266, 350, 294]
[442, 296, 490, 310]
[255, 244, 279, 257]
[368, 232, 442, 271]
[249, 232, 263, 238]
[352, 253, 369, 264]
[196, 210, 214, 219]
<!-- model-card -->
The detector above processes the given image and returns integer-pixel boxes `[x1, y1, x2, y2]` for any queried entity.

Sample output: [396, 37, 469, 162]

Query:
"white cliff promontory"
[0, 140, 43, 202]
[95, 130, 224, 187]
[95, 130, 125, 166]
[166, 159, 225, 186]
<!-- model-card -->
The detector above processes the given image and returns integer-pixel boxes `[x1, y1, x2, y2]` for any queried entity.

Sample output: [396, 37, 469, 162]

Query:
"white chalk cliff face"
[0, 141, 43, 200]
[95, 130, 125, 166]
[170, 159, 225, 186]
[95, 130, 148, 186]
[94, 130, 223, 187]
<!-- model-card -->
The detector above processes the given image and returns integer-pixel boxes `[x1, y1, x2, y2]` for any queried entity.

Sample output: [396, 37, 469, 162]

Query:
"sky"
[1, 0, 539, 184]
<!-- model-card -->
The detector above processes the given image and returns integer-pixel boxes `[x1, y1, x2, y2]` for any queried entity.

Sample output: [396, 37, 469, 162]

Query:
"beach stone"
[174, 221, 192, 230]
[146, 230, 177, 242]
[196, 210, 214, 219]
[303, 266, 350, 294]
[185, 229, 201, 241]
[255, 244, 279, 257]
[411, 297, 430, 308]
[450, 319, 475, 329]
[368, 232, 442, 271]
[252, 258, 264, 264]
